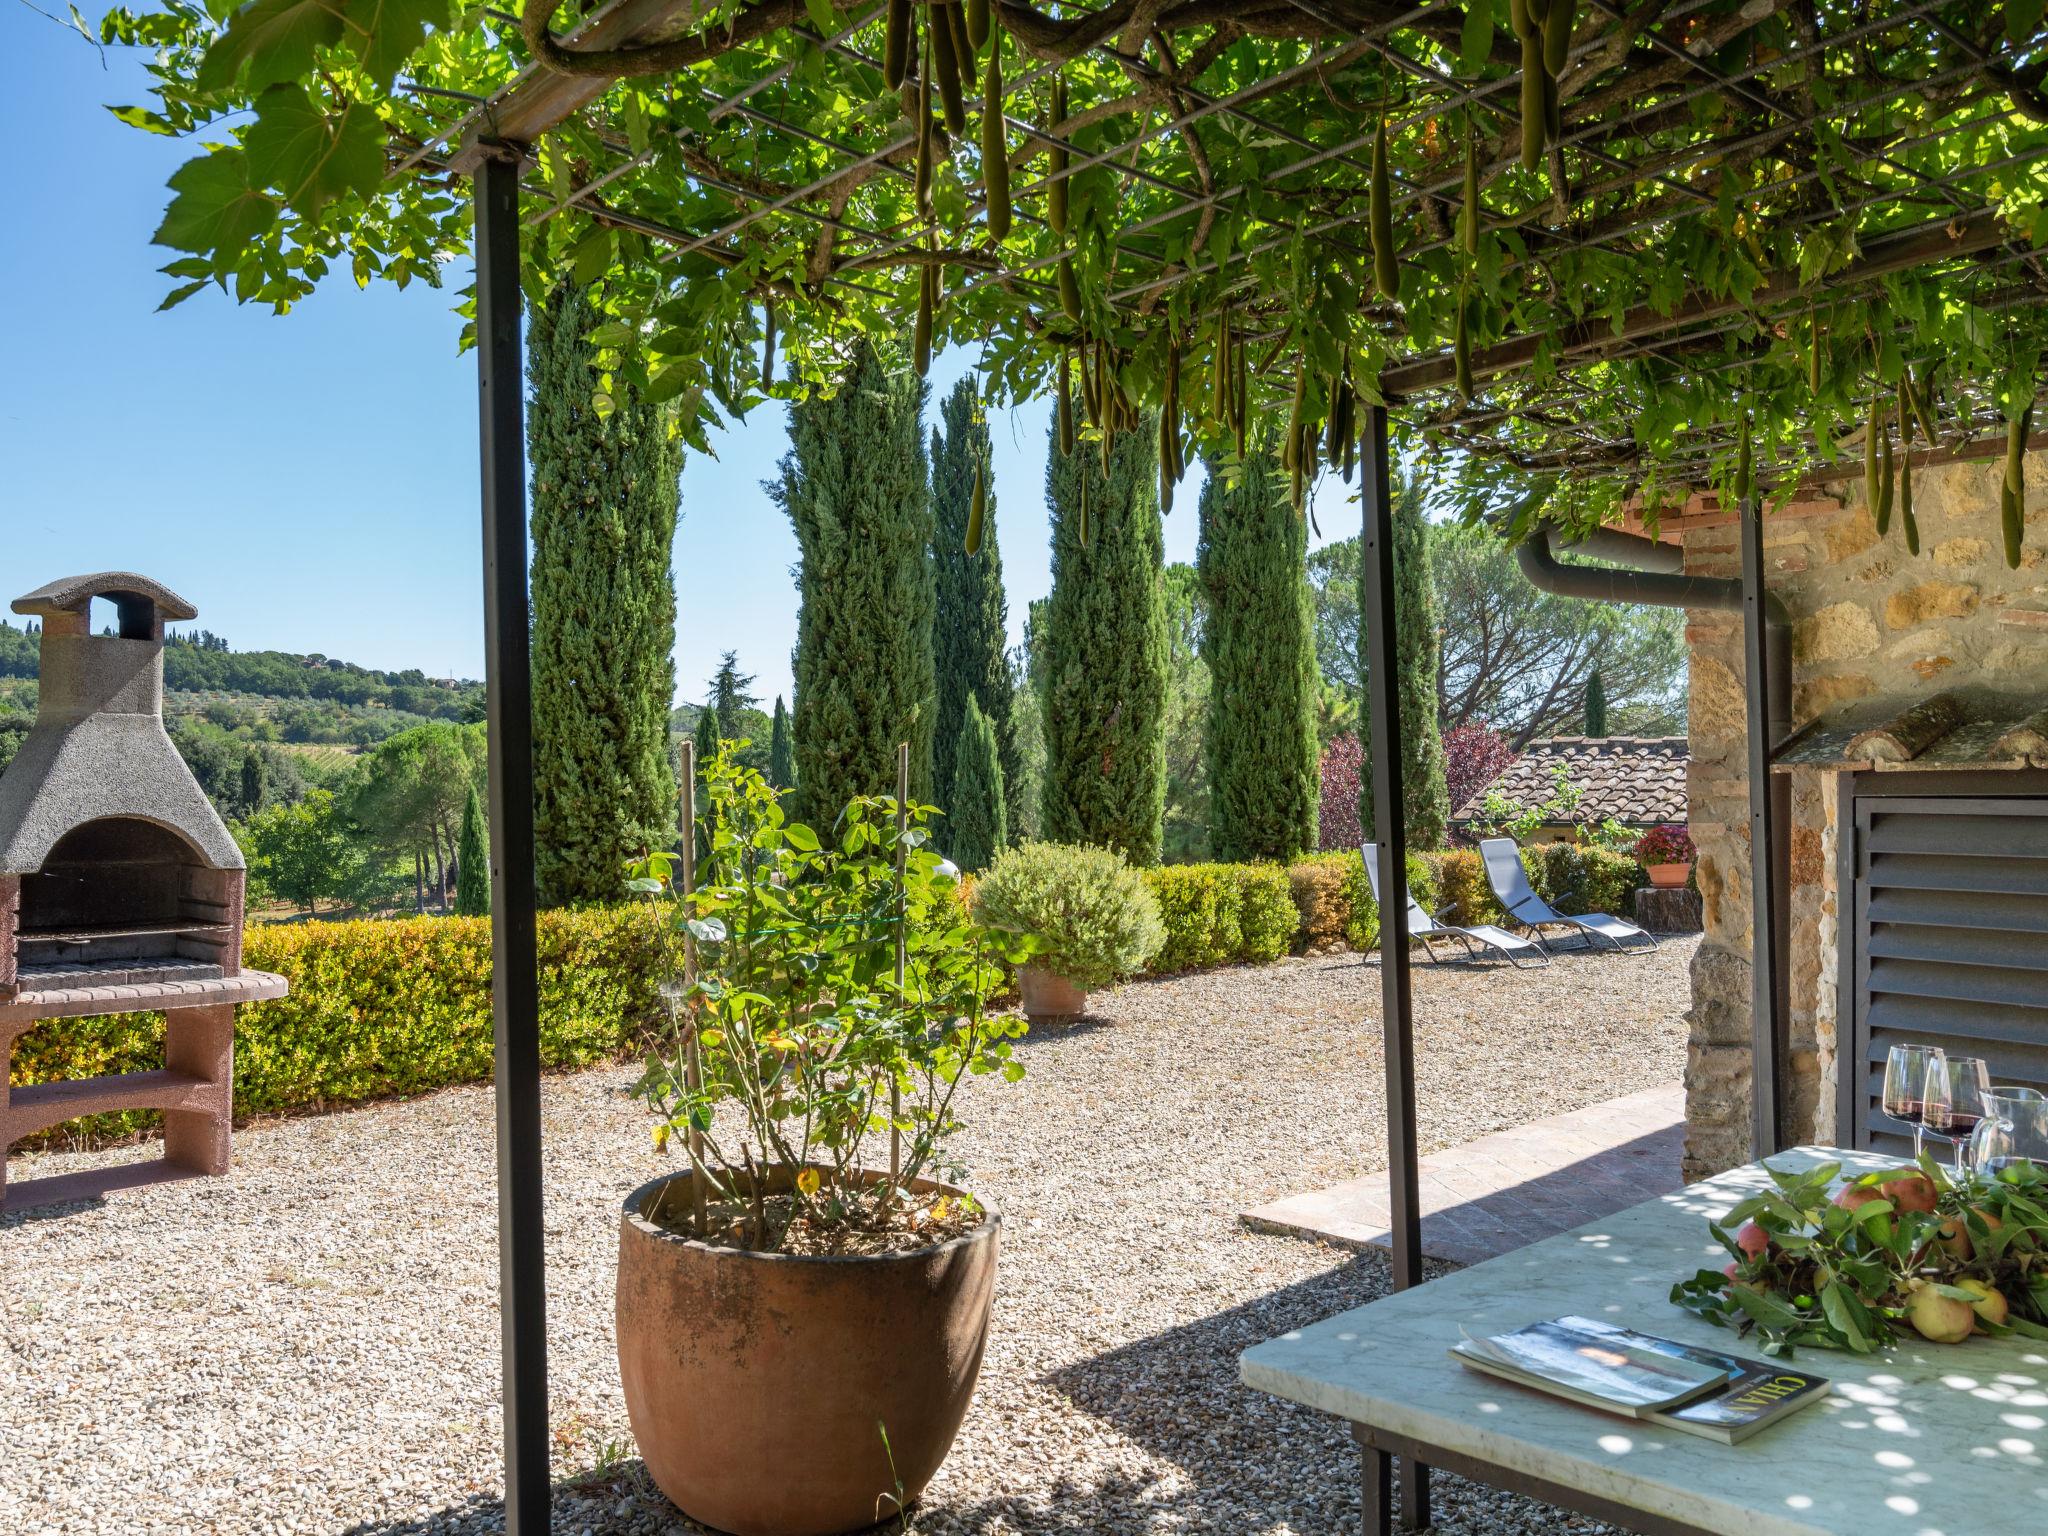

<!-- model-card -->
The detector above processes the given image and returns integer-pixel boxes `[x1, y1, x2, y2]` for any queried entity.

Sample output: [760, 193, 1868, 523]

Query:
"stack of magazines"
[1450, 1316, 1828, 1444]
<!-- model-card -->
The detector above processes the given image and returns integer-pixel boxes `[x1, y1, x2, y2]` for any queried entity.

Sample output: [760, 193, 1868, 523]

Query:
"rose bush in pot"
[621, 750, 1032, 1536]
[968, 841, 1163, 1024]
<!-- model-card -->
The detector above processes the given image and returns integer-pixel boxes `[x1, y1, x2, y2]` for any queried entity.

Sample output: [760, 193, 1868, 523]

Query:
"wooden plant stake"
[679, 740, 707, 1235]
[891, 741, 909, 1192]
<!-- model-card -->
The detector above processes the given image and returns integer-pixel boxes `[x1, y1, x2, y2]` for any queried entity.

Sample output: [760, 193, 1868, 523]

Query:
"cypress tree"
[947, 694, 1007, 872]
[1041, 417, 1168, 864]
[774, 338, 936, 828]
[709, 650, 759, 742]
[1584, 668, 1608, 737]
[768, 696, 795, 791]
[930, 378, 1019, 831]
[690, 708, 719, 857]
[1357, 472, 1451, 849]
[1197, 442, 1320, 861]
[527, 280, 681, 905]
[455, 783, 490, 916]
[238, 747, 265, 817]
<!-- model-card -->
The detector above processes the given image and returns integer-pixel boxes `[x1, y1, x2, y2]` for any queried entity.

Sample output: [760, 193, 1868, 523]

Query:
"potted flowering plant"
[1634, 823, 1696, 888]
[618, 750, 1033, 1536]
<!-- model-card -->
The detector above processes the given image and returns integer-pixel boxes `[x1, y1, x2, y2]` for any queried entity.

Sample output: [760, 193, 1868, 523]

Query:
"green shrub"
[1525, 842, 1643, 917]
[1314, 848, 1438, 950]
[1143, 863, 1296, 973]
[971, 841, 1164, 988]
[1287, 853, 1356, 951]
[8, 906, 665, 1146]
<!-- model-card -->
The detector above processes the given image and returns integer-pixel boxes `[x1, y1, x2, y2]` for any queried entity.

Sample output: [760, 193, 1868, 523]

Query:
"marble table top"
[1242, 1146, 2048, 1536]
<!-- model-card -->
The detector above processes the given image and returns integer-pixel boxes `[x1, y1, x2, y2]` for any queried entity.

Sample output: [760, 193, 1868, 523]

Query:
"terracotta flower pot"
[1016, 963, 1087, 1023]
[1646, 860, 1693, 889]
[616, 1167, 1000, 1536]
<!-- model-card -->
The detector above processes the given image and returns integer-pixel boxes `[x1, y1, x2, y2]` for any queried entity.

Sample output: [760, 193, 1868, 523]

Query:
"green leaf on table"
[341, 0, 450, 89]
[245, 84, 387, 215]
[1820, 1281, 1873, 1352]
[1728, 1283, 1806, 1332]
[152, 148, 280, 273]
[195, 0, 347, 93]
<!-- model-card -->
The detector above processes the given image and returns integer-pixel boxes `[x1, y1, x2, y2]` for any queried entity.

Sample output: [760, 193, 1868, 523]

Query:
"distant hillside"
[0, 621, 484, 721]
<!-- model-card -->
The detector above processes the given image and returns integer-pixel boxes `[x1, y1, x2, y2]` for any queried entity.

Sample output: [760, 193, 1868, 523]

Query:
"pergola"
[115, 0, 2048, 1528]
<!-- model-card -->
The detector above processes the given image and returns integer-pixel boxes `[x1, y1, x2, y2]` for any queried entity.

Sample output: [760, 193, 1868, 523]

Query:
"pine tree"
[947, 694, 1007, 872]
[774, 338, 936, 828]
[1041, 417, 1168, 864]
[708, 650, 759, 743]
[1584, 668, 1608, 737]
[929, 377, 1018, 832]
[455, 783, 490, 916]
[768, 696, 795, 791]
[1198, 441, 1320, 861]
[527, 280, 681, 905]
[1357, 471, 1451, 849]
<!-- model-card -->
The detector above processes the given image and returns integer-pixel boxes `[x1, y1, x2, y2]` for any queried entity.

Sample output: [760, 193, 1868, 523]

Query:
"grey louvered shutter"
[1853, 796, 2048, 1154]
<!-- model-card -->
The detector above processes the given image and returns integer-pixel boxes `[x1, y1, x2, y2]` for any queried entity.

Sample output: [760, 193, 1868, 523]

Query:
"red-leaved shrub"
[1444, 723, 1517, 822]
[1317, 733, 1363, 852]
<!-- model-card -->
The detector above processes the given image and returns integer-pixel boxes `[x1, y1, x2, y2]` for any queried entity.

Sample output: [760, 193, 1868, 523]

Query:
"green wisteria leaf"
[151, 147, 279, 274]
[195, 0, 346, 93]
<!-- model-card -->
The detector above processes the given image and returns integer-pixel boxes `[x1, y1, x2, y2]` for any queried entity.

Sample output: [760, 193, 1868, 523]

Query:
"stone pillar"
[162, 1003, 234, 1176]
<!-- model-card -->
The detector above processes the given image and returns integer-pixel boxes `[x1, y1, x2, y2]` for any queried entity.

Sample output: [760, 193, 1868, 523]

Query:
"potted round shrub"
[970, 841, 1164, 1024]
[1634, 823, 1696, 889]
[619, 753, 1032, 1536]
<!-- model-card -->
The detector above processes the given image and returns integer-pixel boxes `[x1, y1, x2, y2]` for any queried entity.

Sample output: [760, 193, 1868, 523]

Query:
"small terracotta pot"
[1646, 860, 1693, 889]
[1016, 964, 1087, 1023]
[616, 1167, 999, 1536]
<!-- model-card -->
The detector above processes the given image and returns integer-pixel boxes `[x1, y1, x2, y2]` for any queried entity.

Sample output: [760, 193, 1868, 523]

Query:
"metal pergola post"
[1739, 488, 1790, 1158]
[474, 146, 552, 1534]
[1358, 401, 1429, 1532]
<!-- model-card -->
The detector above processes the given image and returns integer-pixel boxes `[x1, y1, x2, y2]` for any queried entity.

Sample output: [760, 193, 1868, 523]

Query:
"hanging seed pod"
[883, 0, 912, 91]
[1543, 67, 1562, 143]
[1232, 330, 1248, 459]
[2002, 404, 2031, 569]
[1286, 359, 1306, 472]
[1908, 364, 1939, 445]
[914, 58, 935, 214]
[1167, 338, 1185, 481]
[981, 30, 1010, 242]
[1876, 428, 1895, 536]
[1901, 450, 1919, 555]
[946, 0, 976, 94]
[965, 0, 990, 53]
[1078, 340, 1097, 429]
[1543, 0, 1572, 80]
[1324, 366, 1345, 462]
[1058, 257, 1081, 323]
[965, 457, 986, 554]
[1047, 76, 1069, 234]
[1370, 118, 1398, 302]
[914, 261, 935, 378]
[1158, 405, 1174, 515]
[929, 2, 966, 135]
[1897, 376, 1915, 450]
[1510, 0, 1533, 40]
[1520, 35, 1547, 171]
[1863, 392, 1881, 514]
[1454, 293, 1474, 400]
[1462, 132, 1480, 257]
[1057, 347, 1075, 455]
[760, 299, 776, 391]
[1211, 309, 1230, 421]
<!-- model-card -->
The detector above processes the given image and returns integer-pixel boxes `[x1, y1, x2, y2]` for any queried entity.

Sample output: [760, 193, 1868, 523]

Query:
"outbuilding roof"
[1452, 736, 1689, 828]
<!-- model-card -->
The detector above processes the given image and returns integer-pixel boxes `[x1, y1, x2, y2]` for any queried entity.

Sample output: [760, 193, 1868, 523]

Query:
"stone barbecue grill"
[0, 573, 286, 1209]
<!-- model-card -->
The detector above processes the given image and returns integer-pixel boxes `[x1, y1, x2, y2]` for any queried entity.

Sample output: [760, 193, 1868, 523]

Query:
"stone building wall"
[1678, 450, 2048, 1181]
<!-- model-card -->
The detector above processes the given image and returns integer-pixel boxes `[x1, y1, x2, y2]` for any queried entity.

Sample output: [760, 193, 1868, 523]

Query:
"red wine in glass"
[1890, 1100, 1924, 1126]
[1942, 1112, 1982, 1137]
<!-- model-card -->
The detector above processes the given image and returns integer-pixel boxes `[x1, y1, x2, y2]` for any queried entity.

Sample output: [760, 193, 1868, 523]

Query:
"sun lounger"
[1362, 843, 1549, 969]
[1477, 836, 1657, 954]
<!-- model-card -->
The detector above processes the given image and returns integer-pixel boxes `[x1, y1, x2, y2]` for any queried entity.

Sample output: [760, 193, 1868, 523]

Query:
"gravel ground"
[3, 938, 1695, 1536]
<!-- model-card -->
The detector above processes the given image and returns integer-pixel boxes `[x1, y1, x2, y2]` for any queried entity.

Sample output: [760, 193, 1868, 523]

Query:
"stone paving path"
[1240, 1082, 1685, 1264]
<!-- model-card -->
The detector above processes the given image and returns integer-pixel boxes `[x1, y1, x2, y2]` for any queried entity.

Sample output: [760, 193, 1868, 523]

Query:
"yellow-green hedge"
[8, 905, 665, 1143]
[1142, 863, 1298, 973]
[1281, 844, 1643, 947]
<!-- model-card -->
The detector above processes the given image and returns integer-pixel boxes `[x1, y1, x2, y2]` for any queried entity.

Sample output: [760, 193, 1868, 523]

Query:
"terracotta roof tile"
[1450, 736, 1690, 827]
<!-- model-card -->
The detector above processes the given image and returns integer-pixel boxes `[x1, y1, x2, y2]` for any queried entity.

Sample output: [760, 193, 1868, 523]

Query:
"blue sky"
[1, 7, 1355, 706]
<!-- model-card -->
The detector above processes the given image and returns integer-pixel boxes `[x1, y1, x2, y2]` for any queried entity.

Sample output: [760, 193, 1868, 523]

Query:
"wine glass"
[1923, 1055, 1991, 1173]
[1884, 1043, 1946, 1157]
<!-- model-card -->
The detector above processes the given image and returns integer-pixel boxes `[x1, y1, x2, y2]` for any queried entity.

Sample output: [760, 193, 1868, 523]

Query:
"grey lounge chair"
[1362, 843, 1548, 969]
[1477, 836, 1657, 954]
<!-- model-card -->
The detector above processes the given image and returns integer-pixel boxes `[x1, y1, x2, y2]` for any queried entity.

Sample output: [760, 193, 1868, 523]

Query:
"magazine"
[1451, 1316, 1829, 1444]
